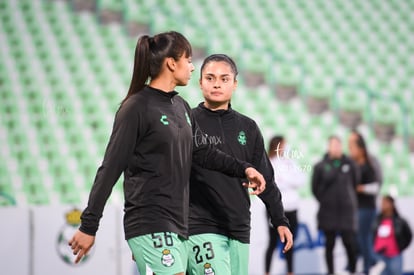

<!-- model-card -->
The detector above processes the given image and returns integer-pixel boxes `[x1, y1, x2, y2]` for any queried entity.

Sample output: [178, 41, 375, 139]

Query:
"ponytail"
[121, 31, 192, 106]
[121, 35, 151, 105]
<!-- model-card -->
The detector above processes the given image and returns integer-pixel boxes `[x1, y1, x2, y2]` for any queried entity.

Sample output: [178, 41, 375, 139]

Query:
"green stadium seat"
[54, 175, 80, 205]
[98, 0, 123, 12]
[302, 77, 334, 115]
[123, 0, 150, 24]
[336, 85, 367, 112]
[267, 60, 303, 87]
[242, 52, 272, 75]
[372, 100, 400, 126]
[24, 181, 49, 205]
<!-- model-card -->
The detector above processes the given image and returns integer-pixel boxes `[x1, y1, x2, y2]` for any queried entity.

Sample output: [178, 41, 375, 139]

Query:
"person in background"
[312, 136, 359, 275]
[370, 195, 412, 275]
[349, 130, 383, 274]
[265, 135, 306, 275]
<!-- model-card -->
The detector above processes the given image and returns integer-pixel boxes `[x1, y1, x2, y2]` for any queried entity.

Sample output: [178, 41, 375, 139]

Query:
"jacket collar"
[144, 85, 178, 99]
[197, 102, 234, 117]
[323, 153, 347, 165]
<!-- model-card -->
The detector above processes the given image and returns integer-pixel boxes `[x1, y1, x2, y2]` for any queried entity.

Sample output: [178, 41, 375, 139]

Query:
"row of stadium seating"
[0, 0, 412, 206]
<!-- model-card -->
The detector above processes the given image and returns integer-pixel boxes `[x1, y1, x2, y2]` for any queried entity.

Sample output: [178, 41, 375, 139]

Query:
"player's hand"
[243, 167, 266, 195]
[68, 229, 95, 264]
[356, 184, 364, 193]
[277, 225, 293, 253]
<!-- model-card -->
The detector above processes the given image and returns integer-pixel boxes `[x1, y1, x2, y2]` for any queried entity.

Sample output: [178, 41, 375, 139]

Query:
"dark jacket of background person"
[312, 154, 359, 231]
[372, 212, 412, 253]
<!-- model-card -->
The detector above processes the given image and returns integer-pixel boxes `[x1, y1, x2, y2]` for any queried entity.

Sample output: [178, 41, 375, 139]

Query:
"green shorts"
[229, 238, 249, 275]
[127, 232, 187, 275]
[186, 233, 250, 275]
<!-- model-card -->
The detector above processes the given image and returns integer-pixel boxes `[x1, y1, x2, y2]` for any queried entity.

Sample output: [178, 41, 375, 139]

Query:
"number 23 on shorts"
[192, 241, 215, 264]
[187, 235, 231, 275]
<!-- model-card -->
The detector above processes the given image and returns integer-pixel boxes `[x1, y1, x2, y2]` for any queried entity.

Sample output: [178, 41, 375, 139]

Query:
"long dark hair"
[122, 31, 192, 105]
[200, 54, 238, 80]
[268, 135, 284, 158]
[351, 130, 374, 172]
[383, 194, 399, 217]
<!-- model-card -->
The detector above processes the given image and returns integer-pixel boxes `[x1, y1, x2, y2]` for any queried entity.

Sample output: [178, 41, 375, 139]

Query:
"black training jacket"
[311, 154, 359, 231]
[189, 103, 289, 243]
[79, 87, 250, 240]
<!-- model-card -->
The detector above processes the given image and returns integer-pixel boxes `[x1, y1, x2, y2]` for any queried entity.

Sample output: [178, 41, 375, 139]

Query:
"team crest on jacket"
[204, 263, 215, 274]
[237, 131, 247, 145]
[160, 114, 169, 125]
[161, 249, 175, 267]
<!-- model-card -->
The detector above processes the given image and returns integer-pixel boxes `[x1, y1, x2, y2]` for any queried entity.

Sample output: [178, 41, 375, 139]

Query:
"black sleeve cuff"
[79, 225, 97, 236]
[270, 217, 290, 229]
[239, 161, 253, 178]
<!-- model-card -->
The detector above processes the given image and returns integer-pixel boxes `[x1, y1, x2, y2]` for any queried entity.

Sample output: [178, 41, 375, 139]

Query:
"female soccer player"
[186, 54, 292, 275]
[68, 32, 265, 275]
